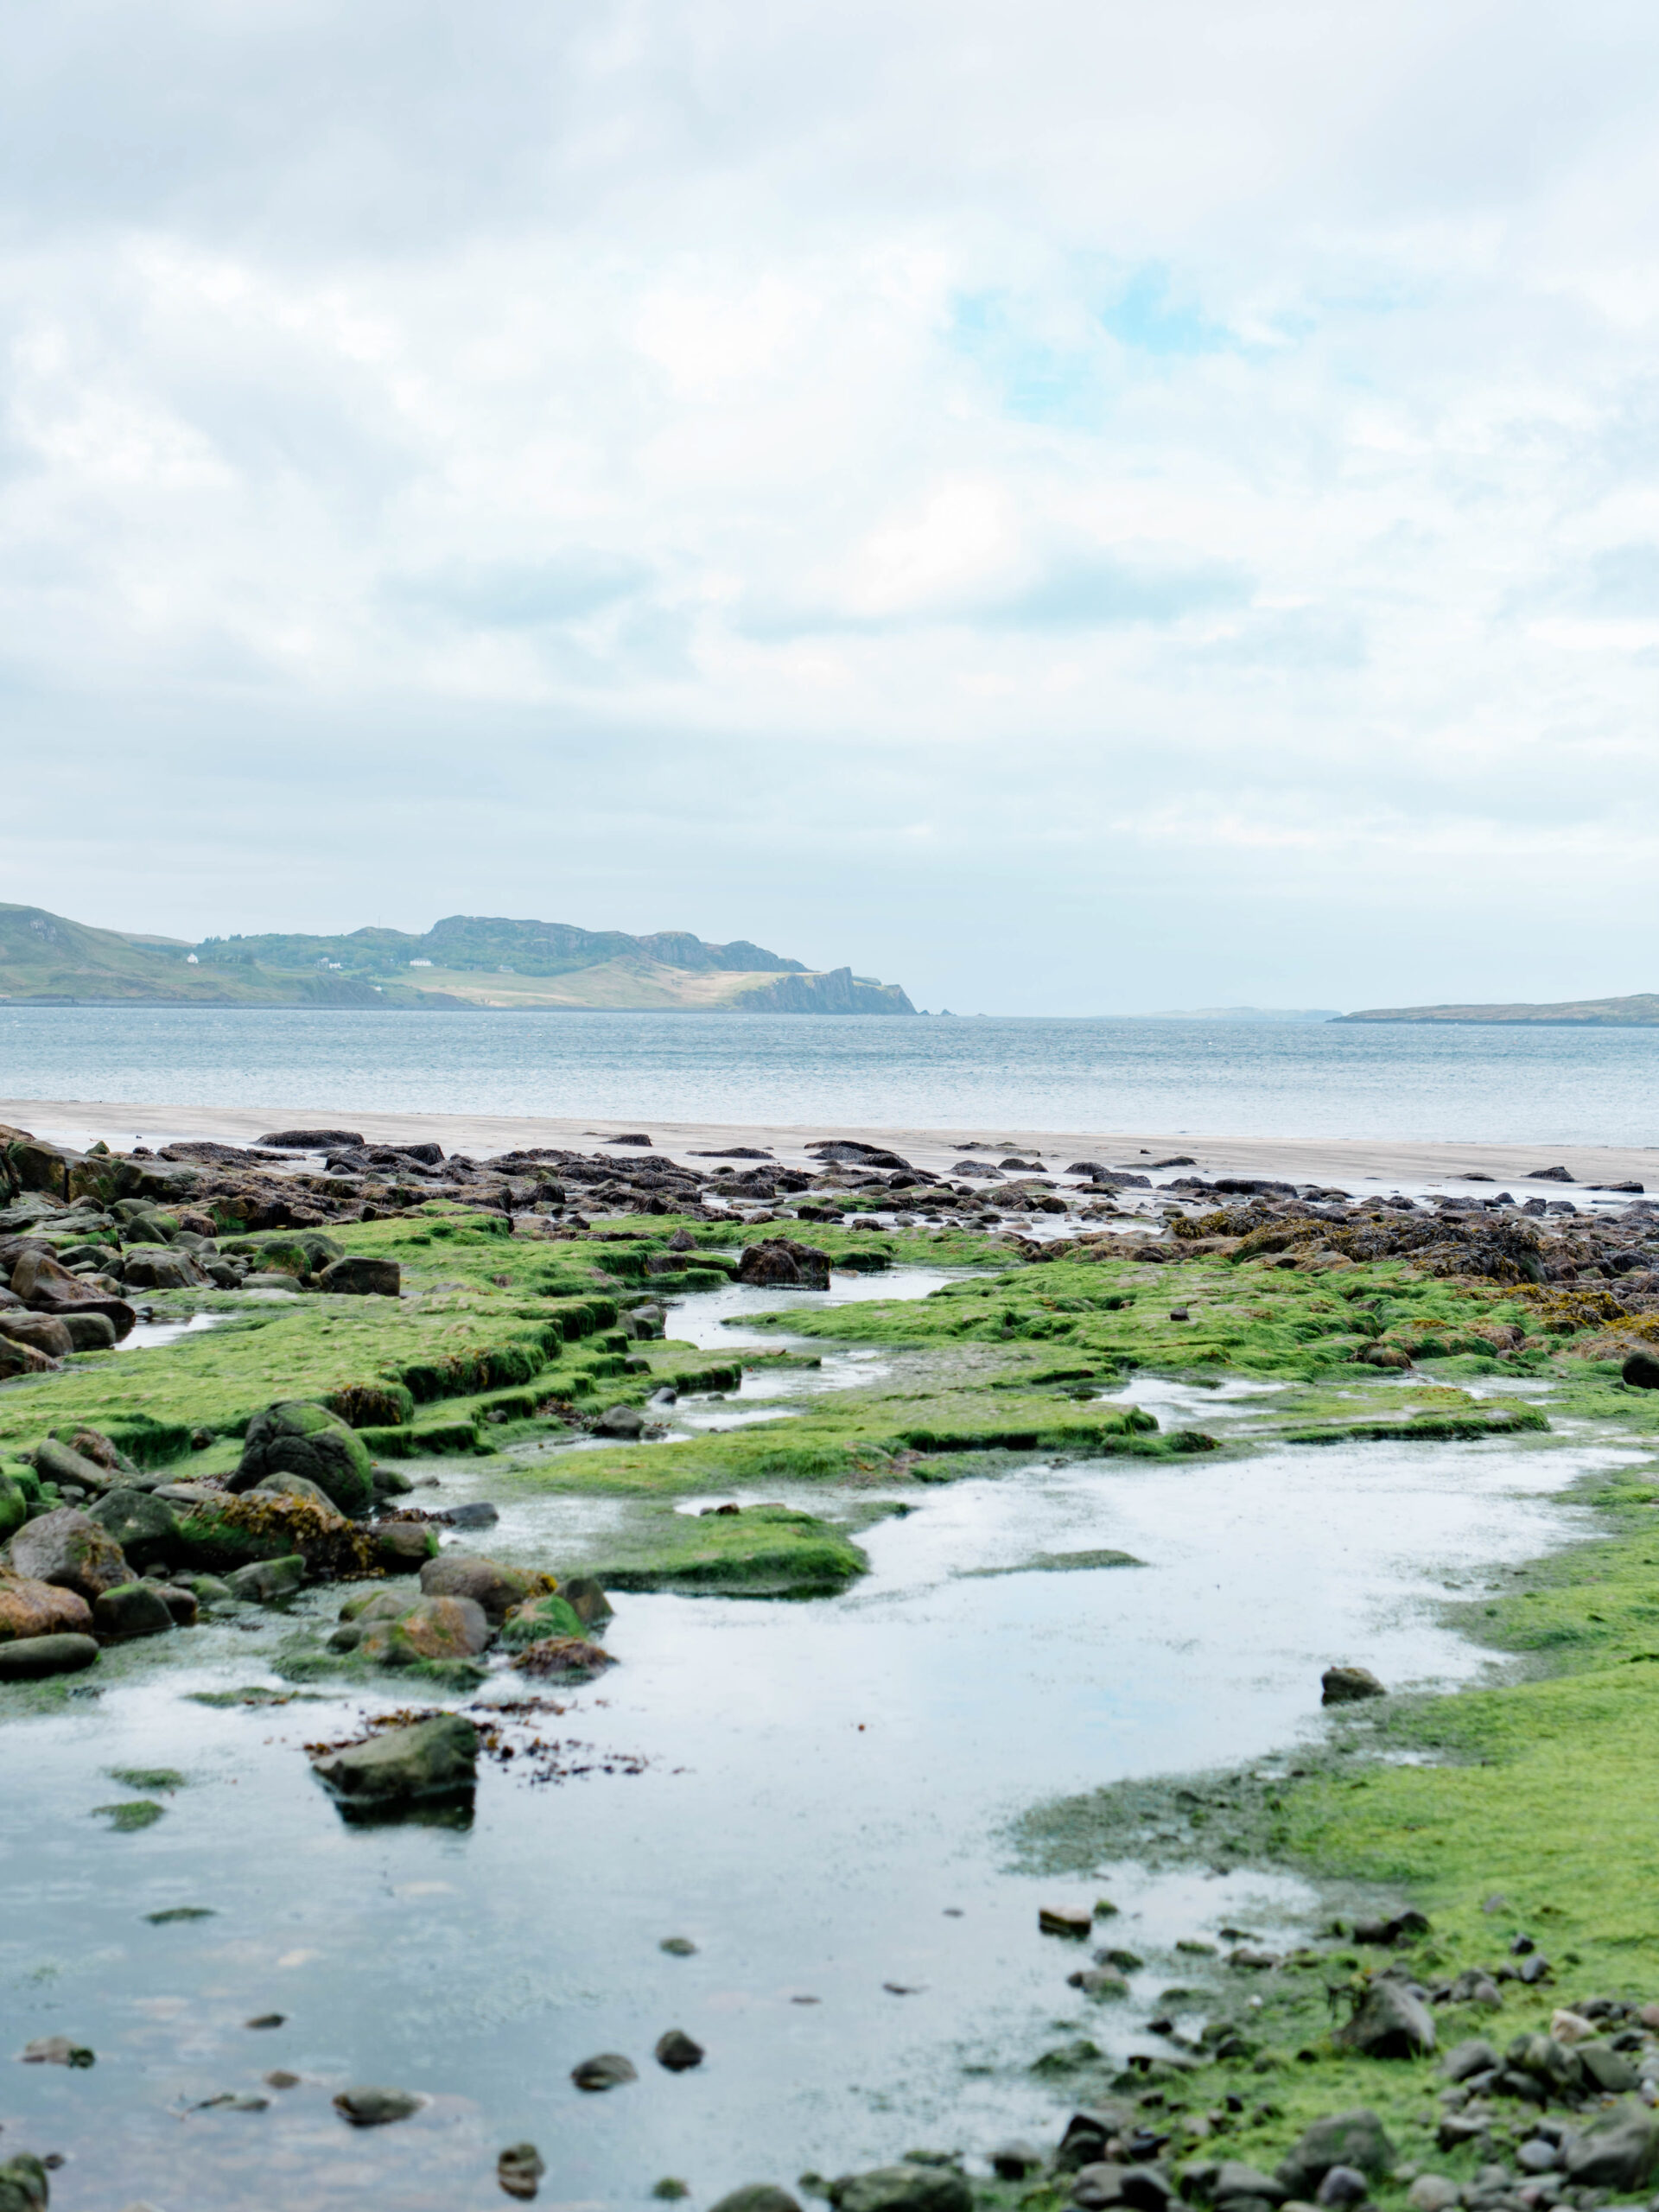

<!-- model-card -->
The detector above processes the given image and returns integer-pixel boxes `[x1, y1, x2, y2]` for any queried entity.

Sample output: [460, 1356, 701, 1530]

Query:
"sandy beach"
[4, 1094, 1655, 1196]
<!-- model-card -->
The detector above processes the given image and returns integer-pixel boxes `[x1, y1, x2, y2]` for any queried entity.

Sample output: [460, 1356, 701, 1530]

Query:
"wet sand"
[3, 1096, 1655, 1196]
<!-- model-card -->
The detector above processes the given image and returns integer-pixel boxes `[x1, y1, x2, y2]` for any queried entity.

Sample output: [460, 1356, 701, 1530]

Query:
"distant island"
[1335, 993, 1659, 1027]
[0, 905, 917, 1014]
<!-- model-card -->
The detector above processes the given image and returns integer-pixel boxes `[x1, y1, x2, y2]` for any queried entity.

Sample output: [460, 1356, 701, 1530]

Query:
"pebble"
[499, 2143, 547, 2200]
[333, 2084, 423, 2126]
[655, 2028, 705, 2071]
[572, 2051, 637, 2091]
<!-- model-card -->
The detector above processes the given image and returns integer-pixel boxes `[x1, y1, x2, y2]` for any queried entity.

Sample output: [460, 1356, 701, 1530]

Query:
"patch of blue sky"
[1098, 264, 1236, 357]
[946, 291, 1108, 429]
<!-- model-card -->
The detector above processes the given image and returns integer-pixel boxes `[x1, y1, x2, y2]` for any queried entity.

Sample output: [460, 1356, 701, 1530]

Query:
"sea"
[3, 1005, 1658, 1143]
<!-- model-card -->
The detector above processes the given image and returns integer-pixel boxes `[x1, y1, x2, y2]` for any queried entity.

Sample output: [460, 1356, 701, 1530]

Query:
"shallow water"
[0, 1413, 1632, 2209]
[11, 1005, 1659, 1142]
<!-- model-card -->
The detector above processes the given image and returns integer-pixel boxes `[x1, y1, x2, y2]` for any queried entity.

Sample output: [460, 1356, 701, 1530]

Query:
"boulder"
[1442, 2038, 1501, 2082]
[92, 1582, 175, 1641]
[0, 1335, 57, 1377]
[372, 1521, 441, 1569]
[1562, 2101, 1659, 2190]
[594, 1404, 645, 1438]
[499, 1592, 588, 1649]
[1622, 1351, 1659, 1390]
[654, 2028, 704, 2071]
[513, 1634, 614, 1680]
[572, 2051, 637, 2091]
[709, 2193, 802, 2212]
[1322, 1665, 1387, 1704]
[60, 1312, 118, 1351]
[225, 1555, 307, 1604]
[0, 1632, 99, 1680]
[334, 2084, 423, 2126]
[1579, 2042, 1640, 2093]
[0, 2152, 49, 2212]
[560, 1575, 613, 1625]
[1209, 2165, 1287, 2206]
[251, 1472, 337, 1510]
[156, 1585, 199, 1626]
[830, 2167, 972, 2212]
[231, 1401, 375, 1517]
[736, 1237, 830, 1289]
[419, 1554, 543, 1624]
[1278, 2113, 1396, 2199]
[0, 1313, 74, 1360]
[0, 1573, 94, 1641]
[1406, 2181, 1459, 2212]
[10, 1509, 131, 1600]
[118, 1249, 208, 1293]
[353, 1594, 493, 1664]
[172, 1489, 367, 1576]
[317, 1255, 401, 1297]
[1335, 1980, 1436, 2058]
[35, 1438, 121, 1497]
[310, 1713, 478, 1805]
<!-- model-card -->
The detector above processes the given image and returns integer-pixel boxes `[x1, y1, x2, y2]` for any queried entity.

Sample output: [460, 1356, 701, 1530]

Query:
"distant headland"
[1334, 993, 1659, 1027]
[0, 905, 917, 1014]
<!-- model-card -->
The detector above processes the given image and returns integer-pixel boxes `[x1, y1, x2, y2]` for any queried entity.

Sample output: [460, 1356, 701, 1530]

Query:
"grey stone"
[418, 1554, 538, 1624]
[0, 1312, 73, 1358]
[1507, 2033, 1581, 2095]
[571, 2051, 638, 2091]
[1068, 1968, 1129, 1998]
[310, 1714, 478, 1806]
[1211, 2165, 1287, 2206]
[1322, 1665, 1387, 1704]
[1516, 2141, 1560, 2174]
[1405, 2179, 1459, 2212]
[435, 1499, 499, 1529]
[225, 1554, 306, 1604]
[9, 1507, 130, 1599]
[989, 2145, 1046, 2181]
[60, 1312, 118, 1351]
[87, 1489, 181, 1573]
[1335, 1980, 1436, 2058]
[1444, 2039, 1502, 2082]
[317, 1255, 401, 1297]
[0, 1633, 99, 1679]
[831, 2167, 973, 2212]
[1278, 2113, 1397, 2198]
[1562, 2101, 1659, 2191]
[1579, 2043, 1639, 2093]
[333, 2084, 422, 2126]
[654, 2027, 704, 2070]
[708, 2192, 801, 2212]
[92, 1582, 175, 1640]
[594, 1403, 645, 1438]
[19, 2032, 94, 2065]
[499, 2143, 547, 2201]
[251, 1472, 336, 1510]
[1316, 2171, 1370, 2209]
[34, 1437, 121, 1495]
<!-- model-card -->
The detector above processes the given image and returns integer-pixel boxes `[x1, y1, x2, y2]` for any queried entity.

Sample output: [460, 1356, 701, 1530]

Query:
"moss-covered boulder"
[417, 1554, 547, 1624]
[86, 1487, 181, 1573]
[230, 1401, 375, 1517]
[499, 1591, 588, 1649]
[352, 1593, 493, 1666]
[10, 1508, 130, 1600]
[0, 1475, 26, 1544]
[309, 1713, 477, 1807]
[173, 1490, 373, 1578]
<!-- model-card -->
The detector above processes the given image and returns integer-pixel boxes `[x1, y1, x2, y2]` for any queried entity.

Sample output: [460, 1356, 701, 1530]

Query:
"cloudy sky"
[4, 0, 1658, 1014]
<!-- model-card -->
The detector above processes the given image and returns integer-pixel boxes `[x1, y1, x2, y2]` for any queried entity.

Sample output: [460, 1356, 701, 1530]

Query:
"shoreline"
[4, 1095, 1656, 1197]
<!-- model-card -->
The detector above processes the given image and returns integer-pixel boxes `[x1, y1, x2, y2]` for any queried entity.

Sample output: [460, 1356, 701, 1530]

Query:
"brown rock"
[0, 1335, 58, 1377]
[9, 1509, 132, 1600]
[418, 1554, 542, 1624]
[0, 1312, 74, 1359]
[0, 1573, 96, 1642]
[355, 1594, 493, 1663]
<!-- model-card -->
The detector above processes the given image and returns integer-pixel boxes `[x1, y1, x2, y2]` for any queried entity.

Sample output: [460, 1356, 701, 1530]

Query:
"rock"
[171, 1489, 364, 1577]
[118, 1249, 207, 1292]
[257, 1128, 365, 1149]
[19, 2032, 94, 2065]
[371, 1465, 415, 1498]
[372, 1521, 440, 1569]
[1507, 2031, 1580, 2094]
[310, 1713, 478, 1806]
[560, 1575, 613, 1625]
[1406, 2179, 1459, 2212]
[225, 1554, 307, 1604]
[354, 1593, 493, 1663]
[0, 1573, 95, 1641]
[1040, 1904, 1094, 1938]
[1278, 2113, 1396, 2199]
[0, 1633, 99, 1680]
[317, 1255, 401, 1297]
[10, 1509, 131, 1600]
[0, 2152, 48, 2212]
[1562, 2101, 1659, 2190]
[499, 1592, 588, 1649]
[92, 1582, 175, 1641]
[737, 1236, 831, 1289]
[1516, 2140, 1560, 2175]
[1621, 1352, 1659, 1390]
[0, 1478, 24, 1544]
[1321, 1665, 1387, 1704]
[434, 1498, 498, 1529]
[655, 2027, 704, 2070]
[87, 1490, 181, 1573]
[0, 1313, 74, 1359]
[513, 1634, 614, 1680]
[0, 1334, 57, 1377]
[571, 2051, 637, 2091]
[1336, 1980, 1435, 2058]
[231, 1401, 375, 1517]
[155, 1586, 198, 1626]
[1578, 2042, 1639, 2092]
[660, 1936, 697, 1955]
[830, 2168, 973, 2212]
[1068, 1968, 1129, 1998]
[60, 1312, 118, 1351]
[35, 1438, 122, 1496]
[593, 1404, 645, 1438]
[251, 1472, 336, 1510]
[708, 2192, 801, 2212]
[1071, 2165, 1175, 2212]
[989, 2145, 1046, 2181]
[333, 2084, 423, 2126]
[499, 2142, 547, 2200]
[419, 1554, 541, 1624]
[1314, 2171, 1370, 2209]
[1526, 1166, 1573, 1182]
[1443, 2038, 1501, 2082]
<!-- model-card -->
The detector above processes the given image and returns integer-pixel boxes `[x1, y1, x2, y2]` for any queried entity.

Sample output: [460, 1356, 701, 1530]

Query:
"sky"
[4, 0, 1659, 1015]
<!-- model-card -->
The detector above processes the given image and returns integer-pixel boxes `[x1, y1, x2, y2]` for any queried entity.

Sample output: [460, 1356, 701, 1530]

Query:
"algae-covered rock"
[356, 1593, 493, 1664]
[499, 1592, 587, 1649]
[1562, 2101, 1659, 2190]
[560, 1574, 613, 1625]
[1336, 1980, 1436, 2058]
[0, 1632, 99, 1680]
[10, 1509, 130, 1600]
[737, 1237, 830, 1289]
[514, 1634, 614, 1680]
[251, 1472, 336, 1510]
[1278, 2113, 1395, 2198]
[0, 1334, 57, 1377]
[318, 1255, 401, 1297]
[86, 1488, 180, 1572]
[372, 1520, 440, 1569]
[173, 1489, 372, 1578]
[34, 1438, 121, 1497]
[92, 1581, 175, 1641]
[1322, 1665, 1386, 1705]
[419, 1554, 544, 1624]
[226, 1554, 307, 1604]
[0, 2152, 49, 2212]
[0, 1476, 25, 1543]
[230, 1402, 375, 1518]
[829, 2166, 972, 2212]
[310, 1713, 478, 1805]
[708, 2191, 800, 2212]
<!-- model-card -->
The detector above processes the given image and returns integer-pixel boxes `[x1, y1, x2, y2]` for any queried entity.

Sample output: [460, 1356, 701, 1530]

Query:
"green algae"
[587, 1503, 869, 1596]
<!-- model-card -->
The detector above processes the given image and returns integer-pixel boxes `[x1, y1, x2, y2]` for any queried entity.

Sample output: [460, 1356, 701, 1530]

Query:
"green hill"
[0, 904, 916, 1014]
[1335, 993, 1659, 1027]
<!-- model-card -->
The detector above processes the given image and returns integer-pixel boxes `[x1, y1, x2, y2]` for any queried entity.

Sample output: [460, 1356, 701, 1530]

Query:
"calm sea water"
[3, 1006, 1658, 1143]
